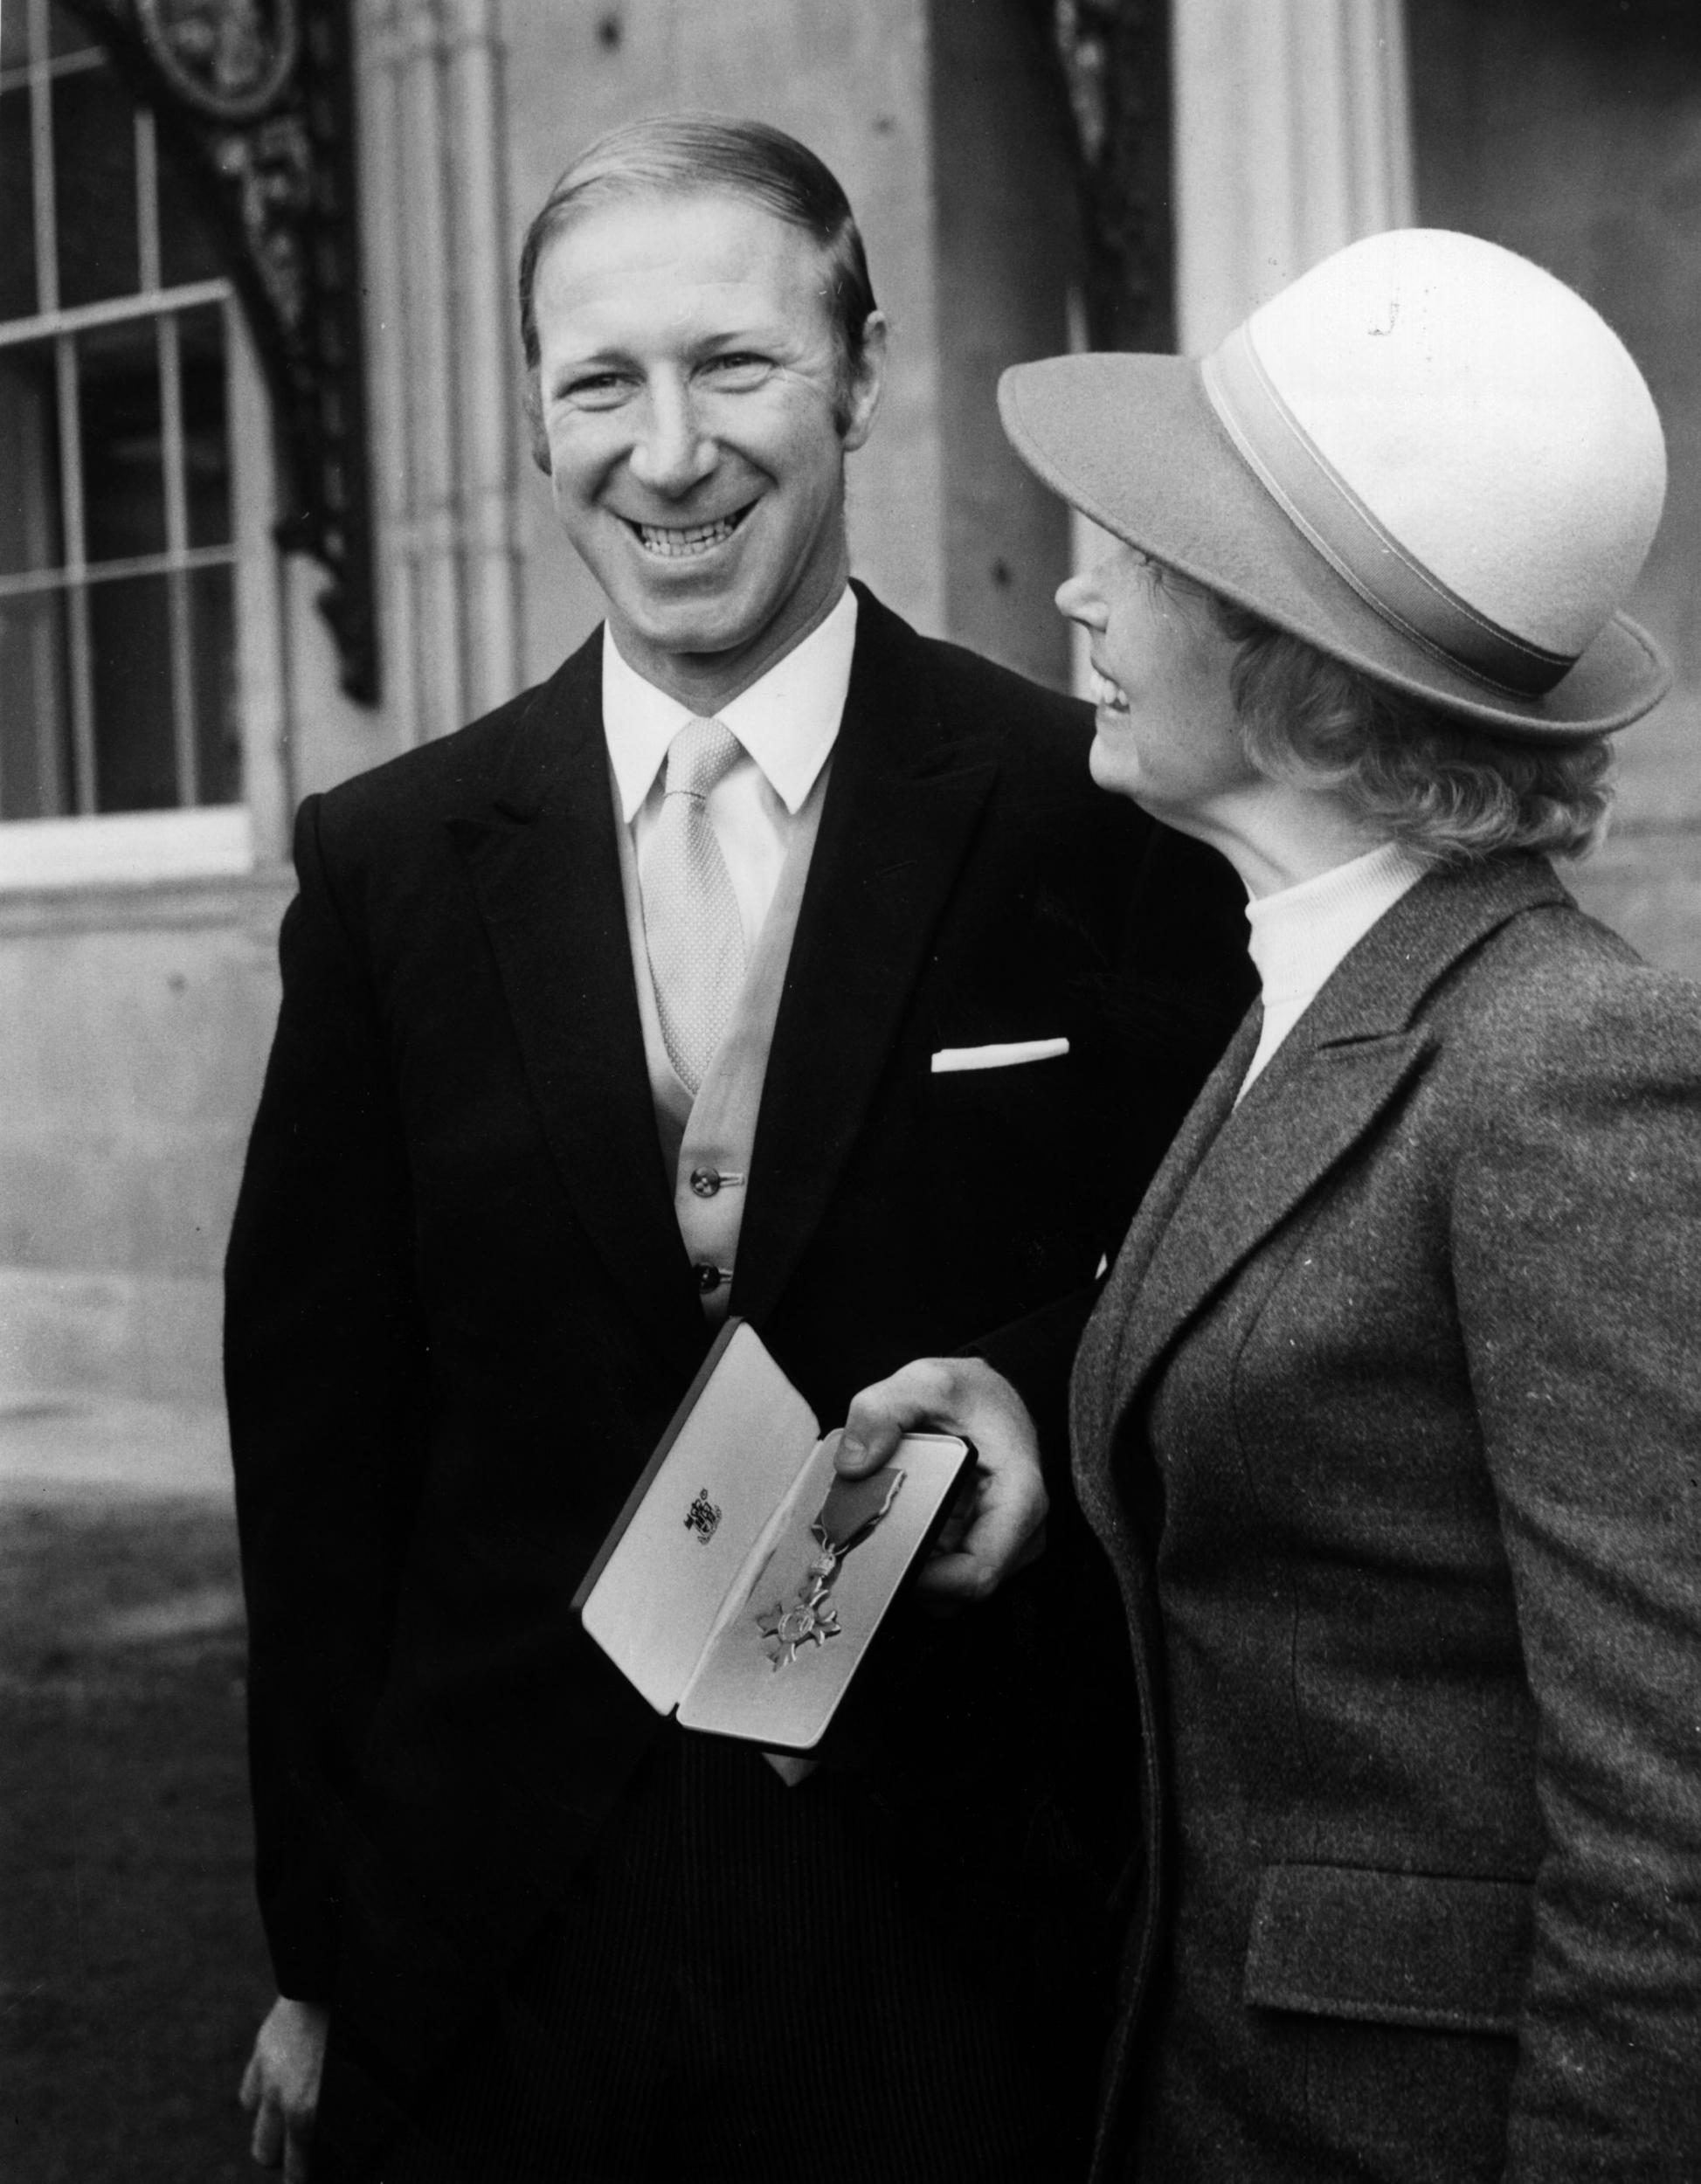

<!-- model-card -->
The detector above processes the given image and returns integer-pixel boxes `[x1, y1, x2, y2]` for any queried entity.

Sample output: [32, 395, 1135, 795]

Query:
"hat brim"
[999, 354, 1670, 740]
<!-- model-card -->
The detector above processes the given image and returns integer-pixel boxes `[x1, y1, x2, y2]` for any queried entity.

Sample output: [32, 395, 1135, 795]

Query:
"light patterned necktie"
[640, 715, 748, 1094]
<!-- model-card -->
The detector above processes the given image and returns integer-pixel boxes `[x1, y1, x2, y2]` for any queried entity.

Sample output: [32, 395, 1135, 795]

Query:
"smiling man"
[227, 117, 1249, 2183]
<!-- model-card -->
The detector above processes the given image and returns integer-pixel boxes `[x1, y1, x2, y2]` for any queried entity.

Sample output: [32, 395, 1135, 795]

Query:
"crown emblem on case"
[684, 1489, 722, 1543]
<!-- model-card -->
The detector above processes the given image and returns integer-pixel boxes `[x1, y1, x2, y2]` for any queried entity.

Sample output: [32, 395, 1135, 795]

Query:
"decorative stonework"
[135, 0, 301, 121]
[1027, 0, 1176, 351]
[66, 0, 379, 702]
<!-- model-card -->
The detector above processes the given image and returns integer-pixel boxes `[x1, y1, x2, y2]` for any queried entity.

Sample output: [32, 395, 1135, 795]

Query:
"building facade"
[1, 0, 1696, 1413]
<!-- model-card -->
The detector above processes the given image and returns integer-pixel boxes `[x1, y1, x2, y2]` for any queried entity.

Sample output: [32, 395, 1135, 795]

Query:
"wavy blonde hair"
[1205, 596, 1615, 863]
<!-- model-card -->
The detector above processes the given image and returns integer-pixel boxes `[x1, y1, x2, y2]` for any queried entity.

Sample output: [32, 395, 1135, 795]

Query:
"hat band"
[1201, 324, 1576, 698]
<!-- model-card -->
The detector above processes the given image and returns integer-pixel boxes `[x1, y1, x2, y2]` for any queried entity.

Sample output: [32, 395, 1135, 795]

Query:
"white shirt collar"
[601, 586, 858, 825]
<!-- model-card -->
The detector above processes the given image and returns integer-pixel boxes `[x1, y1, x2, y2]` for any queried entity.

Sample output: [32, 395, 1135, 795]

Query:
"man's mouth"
[1089, 667, 1130, 713]
[625, 504, 756, 558]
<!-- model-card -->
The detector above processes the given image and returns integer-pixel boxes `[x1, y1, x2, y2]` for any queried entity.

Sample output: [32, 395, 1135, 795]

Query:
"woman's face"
[1055, 546, 1257, 825]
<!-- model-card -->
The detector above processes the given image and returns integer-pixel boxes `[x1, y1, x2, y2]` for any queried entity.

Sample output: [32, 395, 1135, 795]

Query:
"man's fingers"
[917, 1498, 1047, 1601]
[838, 1359, 962, 1473]
[283, 2115, 314, 2184]
[250, 2091, 286, 2170]
[239, 2049, 262, 2115]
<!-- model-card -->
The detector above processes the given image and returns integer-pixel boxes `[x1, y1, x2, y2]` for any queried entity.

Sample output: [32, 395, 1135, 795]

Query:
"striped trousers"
[382, 1728, 1095, 2181]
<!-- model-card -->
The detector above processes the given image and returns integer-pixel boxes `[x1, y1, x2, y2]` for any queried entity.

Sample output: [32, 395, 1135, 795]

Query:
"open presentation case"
[572, 1320, 973, 1752]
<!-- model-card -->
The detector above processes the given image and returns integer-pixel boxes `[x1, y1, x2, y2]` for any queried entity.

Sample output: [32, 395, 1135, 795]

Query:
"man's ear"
[840, 311, 889, 453]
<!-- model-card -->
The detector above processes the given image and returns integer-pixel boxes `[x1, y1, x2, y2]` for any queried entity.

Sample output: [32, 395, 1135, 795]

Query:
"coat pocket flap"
[1243, 1863, 1531, 2035]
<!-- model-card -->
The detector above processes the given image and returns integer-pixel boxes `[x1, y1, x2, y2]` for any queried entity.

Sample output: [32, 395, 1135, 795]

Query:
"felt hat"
[999, 229, 1671, 737]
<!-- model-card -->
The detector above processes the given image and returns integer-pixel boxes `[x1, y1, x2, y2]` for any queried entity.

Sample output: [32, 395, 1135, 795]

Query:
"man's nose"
[627, 382, 718, 496]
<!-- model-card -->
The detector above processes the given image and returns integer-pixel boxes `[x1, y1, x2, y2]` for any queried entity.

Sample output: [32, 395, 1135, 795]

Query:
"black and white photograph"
[2, 3, 1698, 2180]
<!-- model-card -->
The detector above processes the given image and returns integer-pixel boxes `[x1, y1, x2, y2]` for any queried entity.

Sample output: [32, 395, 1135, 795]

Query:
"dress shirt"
[1237, 840, 1428, 1100]
[602, 587, 857, 953]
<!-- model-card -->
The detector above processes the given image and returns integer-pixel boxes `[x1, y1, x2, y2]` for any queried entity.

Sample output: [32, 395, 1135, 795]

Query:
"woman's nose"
[628, 384, 717, 495]
[1055, 570, 1101, 623]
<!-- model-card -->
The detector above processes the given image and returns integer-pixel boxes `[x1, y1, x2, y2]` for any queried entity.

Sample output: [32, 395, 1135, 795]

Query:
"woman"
[845, 228, 1700, 2181]
[998, 231, 1701, 2181]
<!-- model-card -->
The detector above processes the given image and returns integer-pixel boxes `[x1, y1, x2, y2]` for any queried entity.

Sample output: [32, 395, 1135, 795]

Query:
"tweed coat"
[1071, 854, 1701, 2182]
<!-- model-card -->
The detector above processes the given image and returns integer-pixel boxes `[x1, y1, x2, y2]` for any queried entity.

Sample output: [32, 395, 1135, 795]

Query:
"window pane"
[49, 3, 101, 61]
[157, 138, 224, 290]
[0, 85, 38, 316]
[90, 570, 175, 812]
[0, 588, 72, 819]
[0, 343, 63, 576]
[80, 318, 166, 563]
[54, 62, 139, 307]
[0, 13, 28, 73]
[190, 563, 239, 804]
[180, 306, 232, 547]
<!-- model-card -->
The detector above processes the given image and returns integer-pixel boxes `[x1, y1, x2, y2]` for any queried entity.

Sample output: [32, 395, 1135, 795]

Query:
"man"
[231, 116, 1249, 2183]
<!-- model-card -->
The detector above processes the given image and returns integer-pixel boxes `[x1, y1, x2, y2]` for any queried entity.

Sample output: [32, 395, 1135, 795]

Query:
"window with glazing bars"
[0, 0, 242, 819]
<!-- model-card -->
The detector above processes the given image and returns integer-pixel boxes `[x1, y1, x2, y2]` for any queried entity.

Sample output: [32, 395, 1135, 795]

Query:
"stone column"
[1172, 0, 1415, 354]
[359, 0, 522, 746]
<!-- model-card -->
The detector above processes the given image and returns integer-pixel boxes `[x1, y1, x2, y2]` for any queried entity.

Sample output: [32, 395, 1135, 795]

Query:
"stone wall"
[0, 876, 288, 1401]
[1407, 0, 1701, 975]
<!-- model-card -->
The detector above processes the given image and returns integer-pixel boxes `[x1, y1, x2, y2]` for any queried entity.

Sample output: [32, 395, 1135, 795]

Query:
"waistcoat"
[615, 764, 831, 1325]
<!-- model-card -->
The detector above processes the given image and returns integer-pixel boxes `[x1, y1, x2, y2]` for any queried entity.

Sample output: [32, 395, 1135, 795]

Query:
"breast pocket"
[923, 1034, 1109, 1303]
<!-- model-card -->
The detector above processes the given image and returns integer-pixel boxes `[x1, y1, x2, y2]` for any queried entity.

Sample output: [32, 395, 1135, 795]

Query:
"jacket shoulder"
[910, 626, 1092, 750]
[1430, 888, 1701, 1102]
[312, 677, 555, 834]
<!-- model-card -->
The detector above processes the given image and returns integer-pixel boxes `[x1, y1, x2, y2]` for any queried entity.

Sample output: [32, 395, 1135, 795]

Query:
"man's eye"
[702, 353, 771, 386]
[557, 374, 631, 410]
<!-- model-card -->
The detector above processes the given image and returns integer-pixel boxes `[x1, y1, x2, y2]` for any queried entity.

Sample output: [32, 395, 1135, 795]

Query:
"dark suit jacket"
[225, 586, 1251, 2176]
[1071, 854, 1701, 2182]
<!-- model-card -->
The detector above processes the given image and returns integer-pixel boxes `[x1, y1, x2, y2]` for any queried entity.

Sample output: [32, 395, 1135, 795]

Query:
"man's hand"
[834, 1358, 1047, 1606]
[239, 1994, 328, 2181]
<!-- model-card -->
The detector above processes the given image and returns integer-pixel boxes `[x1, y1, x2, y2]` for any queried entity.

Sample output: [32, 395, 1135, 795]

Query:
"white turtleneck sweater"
[1236, 841, 1430, 1101]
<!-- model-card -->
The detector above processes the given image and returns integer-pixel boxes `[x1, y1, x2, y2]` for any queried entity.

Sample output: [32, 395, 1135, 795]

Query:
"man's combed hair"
[1209, 597, 1615, 863]
[517, 114, 878, 468]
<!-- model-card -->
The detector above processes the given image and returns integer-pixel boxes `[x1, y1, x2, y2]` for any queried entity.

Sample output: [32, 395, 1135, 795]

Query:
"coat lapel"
[1101, 854, 1573, 1427]
[732, 591, 999, 1326]
[1073, 1002, 1261, 1468]
[447, 635, 706, 1378]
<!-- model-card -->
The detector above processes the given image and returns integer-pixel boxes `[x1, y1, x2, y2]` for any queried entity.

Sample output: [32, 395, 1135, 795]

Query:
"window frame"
[0, 3, 285, 889]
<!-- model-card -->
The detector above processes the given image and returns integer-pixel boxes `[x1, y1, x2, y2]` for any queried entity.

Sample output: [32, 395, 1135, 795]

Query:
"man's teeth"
[634, 515, 743, 557]
[1090, 669, 1129, 711]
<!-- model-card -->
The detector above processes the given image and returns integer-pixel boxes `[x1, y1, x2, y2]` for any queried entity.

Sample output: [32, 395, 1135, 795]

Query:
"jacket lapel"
[1073, 1002, 1261, 1468]
[732, 590, 999, 1326]
[447, 635, 705, 1378]
[1102, 854, 1572, 1427]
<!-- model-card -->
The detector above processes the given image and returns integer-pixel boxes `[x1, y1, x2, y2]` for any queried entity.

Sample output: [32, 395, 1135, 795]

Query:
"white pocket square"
[930, 1038, 1070, 1074]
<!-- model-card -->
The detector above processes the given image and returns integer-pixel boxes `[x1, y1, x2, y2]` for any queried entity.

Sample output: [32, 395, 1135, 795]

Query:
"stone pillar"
[359, 0, 523, 747]
[1172, 0, 1415, 354]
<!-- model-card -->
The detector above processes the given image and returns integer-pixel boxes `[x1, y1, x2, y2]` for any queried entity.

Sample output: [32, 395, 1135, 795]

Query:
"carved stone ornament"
[65, 0, 379, 702]
[135, 0, 301, 123]
[1021, 0, 1176, 354]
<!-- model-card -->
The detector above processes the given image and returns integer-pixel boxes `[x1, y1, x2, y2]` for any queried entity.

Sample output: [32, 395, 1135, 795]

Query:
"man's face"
[532, 190, 885, 704]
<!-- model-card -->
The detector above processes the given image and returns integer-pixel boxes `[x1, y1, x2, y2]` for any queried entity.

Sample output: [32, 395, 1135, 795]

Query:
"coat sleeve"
[225, 794, 431, 2001]
[1449, 963, 1701, 2176]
